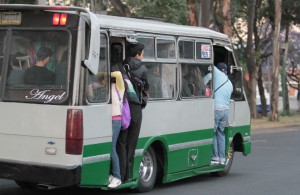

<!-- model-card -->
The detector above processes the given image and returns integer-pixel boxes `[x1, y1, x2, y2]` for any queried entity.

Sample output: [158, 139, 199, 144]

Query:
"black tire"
[212, 143, 234, 177]
[136, 146, 157, 192]
[15, 180, 37, 189]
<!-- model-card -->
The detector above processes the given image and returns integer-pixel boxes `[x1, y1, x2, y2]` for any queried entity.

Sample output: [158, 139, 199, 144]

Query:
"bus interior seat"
[16, 55, 31, 70]
[7, 69, 25, 86]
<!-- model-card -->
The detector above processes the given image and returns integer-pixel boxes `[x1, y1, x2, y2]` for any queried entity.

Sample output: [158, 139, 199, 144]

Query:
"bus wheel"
[15, 180, 37, 189]
[137, 146, 157, 192]
[212, 143, 234, 177]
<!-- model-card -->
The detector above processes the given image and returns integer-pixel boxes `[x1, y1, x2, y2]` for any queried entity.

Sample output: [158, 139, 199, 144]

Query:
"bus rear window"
[1, 30, 70, 104]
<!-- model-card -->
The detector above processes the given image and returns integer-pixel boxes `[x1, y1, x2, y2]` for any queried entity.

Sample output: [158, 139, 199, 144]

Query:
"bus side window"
[136, 37, 155, 59]
[146, 62, 175, 99]
[86, 33, 109, 103]
[181, 64, 209, 98]
[147, 63, 165, 98]
[157, 39, 176, 59]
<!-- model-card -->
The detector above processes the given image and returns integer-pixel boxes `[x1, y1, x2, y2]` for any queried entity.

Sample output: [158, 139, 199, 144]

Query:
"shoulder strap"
[214, 79, 228, 93]
[124, 64, 144, 88]
[115, 85, 121, 101]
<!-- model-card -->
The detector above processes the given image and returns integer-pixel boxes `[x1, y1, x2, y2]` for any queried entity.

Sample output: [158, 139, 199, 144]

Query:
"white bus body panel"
[141, 99, 214, 137]
[0, 103, 112, 166]
[0, 103, 79, 166]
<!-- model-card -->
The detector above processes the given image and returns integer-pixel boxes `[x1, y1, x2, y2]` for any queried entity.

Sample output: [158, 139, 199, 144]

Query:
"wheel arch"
[231, 133, 244, 152]
[140, 137, 168, 183]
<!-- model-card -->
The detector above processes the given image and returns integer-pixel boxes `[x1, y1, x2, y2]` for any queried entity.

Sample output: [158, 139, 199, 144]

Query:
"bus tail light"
[53, 13, 67, 26]
[60, 13, 67, 25]
[66, 109, 83, 155]
[53, 13, 60, 25]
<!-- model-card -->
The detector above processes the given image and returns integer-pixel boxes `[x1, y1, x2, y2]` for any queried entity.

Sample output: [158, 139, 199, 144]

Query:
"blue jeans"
[111, 120, 121, 179]
[213, 109, 229, 160]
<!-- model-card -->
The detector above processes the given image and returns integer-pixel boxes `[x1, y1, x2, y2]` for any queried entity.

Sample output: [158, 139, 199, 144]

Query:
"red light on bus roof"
[52, 13, 67, 26]
[60, 13, 67, 26]
[53, 13, 60, 25]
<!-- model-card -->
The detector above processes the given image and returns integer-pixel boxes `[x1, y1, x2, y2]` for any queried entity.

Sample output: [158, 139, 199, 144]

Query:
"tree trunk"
[270, 0, 282, 121]
[188, 0, 211, 27]
[188, 4, 198, 26]
[201, 0, 210, 28]
[254, 0, 267, 117]
[222, 0, 232, 39]
[257, 64, 268, 116]
[282, 25, 290, 114]
[245, 0, 257, 118]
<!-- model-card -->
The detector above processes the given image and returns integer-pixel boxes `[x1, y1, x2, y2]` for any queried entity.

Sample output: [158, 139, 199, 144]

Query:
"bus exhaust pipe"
[36, 184, 60, 190]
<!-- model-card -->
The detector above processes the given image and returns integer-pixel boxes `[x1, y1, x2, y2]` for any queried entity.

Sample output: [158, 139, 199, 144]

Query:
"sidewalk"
[251, 112, 300, 134]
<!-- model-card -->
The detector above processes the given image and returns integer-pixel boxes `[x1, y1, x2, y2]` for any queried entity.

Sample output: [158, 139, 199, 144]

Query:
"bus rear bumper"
[0, 160, 81, 186]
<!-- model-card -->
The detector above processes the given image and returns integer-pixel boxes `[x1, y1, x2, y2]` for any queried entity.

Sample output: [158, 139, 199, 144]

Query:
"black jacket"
[123, 57, 149, 91]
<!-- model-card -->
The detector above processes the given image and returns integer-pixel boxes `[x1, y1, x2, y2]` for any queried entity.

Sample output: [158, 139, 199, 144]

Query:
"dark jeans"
[117, 103, 142, 182]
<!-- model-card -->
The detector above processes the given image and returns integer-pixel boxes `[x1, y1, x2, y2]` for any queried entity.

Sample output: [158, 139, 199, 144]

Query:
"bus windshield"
[0, 30, 70, 104]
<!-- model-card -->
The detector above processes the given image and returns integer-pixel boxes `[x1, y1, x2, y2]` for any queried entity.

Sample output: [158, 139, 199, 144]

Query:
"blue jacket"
[213, 67, 233, 109]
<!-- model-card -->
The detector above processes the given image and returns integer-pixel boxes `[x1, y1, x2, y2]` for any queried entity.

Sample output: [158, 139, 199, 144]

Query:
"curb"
[251, 125, 300, 135]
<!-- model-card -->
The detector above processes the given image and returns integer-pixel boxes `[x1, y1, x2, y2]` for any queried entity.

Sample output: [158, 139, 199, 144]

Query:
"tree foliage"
[108, 0, 188, 24]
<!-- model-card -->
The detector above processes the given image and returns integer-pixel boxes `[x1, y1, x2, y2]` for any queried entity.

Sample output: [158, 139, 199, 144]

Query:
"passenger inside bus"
[147, 63, 169, 98]
[28, 31, 58, 72]
[181, 64, 192, 97]
[24, 47, 55, 85]
[204, 72, 212, 96]
[55, 41, 68, 86]
[86, 73, 106, 102]
[188, 65, 205, 96]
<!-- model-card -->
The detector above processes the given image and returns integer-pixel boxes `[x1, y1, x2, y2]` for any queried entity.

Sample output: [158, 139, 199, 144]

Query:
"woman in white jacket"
[99, 71, 125, 188]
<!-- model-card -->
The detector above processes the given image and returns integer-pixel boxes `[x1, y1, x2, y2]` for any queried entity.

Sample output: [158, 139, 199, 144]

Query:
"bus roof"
[97, 14, 229, 41]
[0, 4, 229, 42]
[0, 4, 85, 13]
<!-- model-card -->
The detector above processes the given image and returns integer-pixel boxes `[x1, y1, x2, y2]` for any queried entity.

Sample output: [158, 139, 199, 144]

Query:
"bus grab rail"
[228, 100, 236, 127]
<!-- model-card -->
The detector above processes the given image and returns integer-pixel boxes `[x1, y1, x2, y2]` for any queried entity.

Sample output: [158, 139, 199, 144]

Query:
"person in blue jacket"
[211, 62, 233, 165]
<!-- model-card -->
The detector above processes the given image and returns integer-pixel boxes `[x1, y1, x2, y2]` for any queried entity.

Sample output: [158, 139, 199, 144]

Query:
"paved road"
[0, 126, 300, 195]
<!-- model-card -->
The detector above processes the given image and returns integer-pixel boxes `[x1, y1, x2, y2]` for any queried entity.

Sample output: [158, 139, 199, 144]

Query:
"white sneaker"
[211, 160, 219, 165]
[108, 174, 113, 183]
[108, 177, 121, 188]
[220, 158, 226, 165]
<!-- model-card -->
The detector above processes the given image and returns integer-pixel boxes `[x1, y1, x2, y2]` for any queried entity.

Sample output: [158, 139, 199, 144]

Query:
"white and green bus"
[0, 4, 251, 192]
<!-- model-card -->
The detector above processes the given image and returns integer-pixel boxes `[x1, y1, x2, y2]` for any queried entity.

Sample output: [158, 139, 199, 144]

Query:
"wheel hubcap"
[139, 150, 154, 182]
